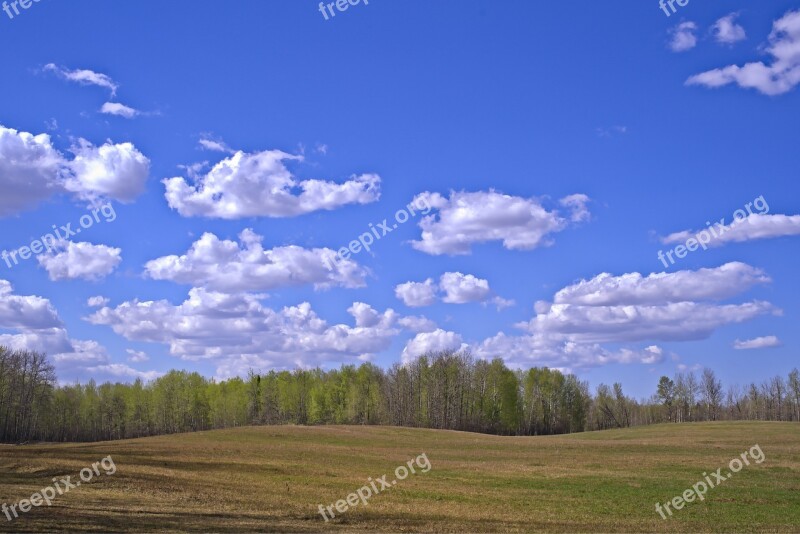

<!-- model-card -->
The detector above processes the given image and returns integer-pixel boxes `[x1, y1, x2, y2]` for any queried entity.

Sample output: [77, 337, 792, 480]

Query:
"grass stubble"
[0, 422, 798, 533]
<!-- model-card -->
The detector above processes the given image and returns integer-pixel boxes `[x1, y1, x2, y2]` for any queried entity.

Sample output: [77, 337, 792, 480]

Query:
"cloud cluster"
[145, 229, 368, 292]
[410, 190, 589, 255]
[687, 10, 800, 95]
[473, 263, 777, 368]
[0, 280, 158, 383]
[163, 149, 380, 219]
[87, 289, 427, 374]
[395, 272, 514, 310]
[0, 125, 150, 216]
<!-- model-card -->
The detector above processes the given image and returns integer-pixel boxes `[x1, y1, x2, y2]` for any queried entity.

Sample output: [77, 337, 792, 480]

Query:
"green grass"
[0, 422, 798, 532]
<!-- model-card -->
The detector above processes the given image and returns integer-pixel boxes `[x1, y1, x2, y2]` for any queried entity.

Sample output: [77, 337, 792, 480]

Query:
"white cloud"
[473, 263, 778, 368]
[712, 13, 747, 44]
[553, 262, 770, 306]
[87, 289, 410, 370]
[395, 279, 438, 307]
[163, 149, 380, 219]
[733, 336, 781, 349]
[662, 214, 800, 247]
[0, 280, 159, 383]
[410, 190, 587, 255]
[521, 263, 776, 344]
[38, 241, 122, 281]
[0, 280, 62, 329]
[397, 315, 438, 333]
[126, 349, 150, 363]
[44, 64, 118, 95]
[559, 194, 591, 222]
[100, 102, 139, 119]
[395, 272, 514, 310]
[52, 339, 109, 365]
[402, 329, 465, 363]
[144, 229, 367, 292]
[65, 139, 150, 204]
[687, 10, 800, 95]
[86, 364, 162, 381]
[198, 136, 234, 154]
[440, 272, 491, 304]
[0, 126, 65, 216]
[492, 296, 516, 311]
[87, 296, 110, 307]
[669, 22, 699, 52]
[0, 125, 150, 217]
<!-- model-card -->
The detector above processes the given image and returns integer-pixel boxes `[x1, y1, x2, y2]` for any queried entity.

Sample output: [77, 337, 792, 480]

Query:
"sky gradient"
[1, 0, 798, 398]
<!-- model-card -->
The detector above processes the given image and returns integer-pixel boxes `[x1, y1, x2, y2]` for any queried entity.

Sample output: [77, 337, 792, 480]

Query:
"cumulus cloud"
[87, 289, 429, 372]
[65, 139, 150, 204]
[395, 272, 514, 310]
[662, 213, 800, 247]
[144, 229, 367, 292]
[0, 126, 65, 216]
[410, 190, 588, 256]
[669, 22, 699, 52]
[37, 241, 122, 281]
[712, 13, 747, 44]
[402, 329, 465, 363]
[0, 281, 157, 382]
[0, 125, 150, 216]
[395, 279, 438, 307]
[44, 64, 118, 95]
[687, 10, 800, 95]
[100, 102, 139, 119]
[0, 280, 62, 329]
[440, 272, 491, 303]
[473, 263, 778, 368]
[163, 149, 380, 219]
[473, 333, 668, 369]
[733, 336, 781, 349]
[553, 262, 770, 306]
[523, 263, 776, 344]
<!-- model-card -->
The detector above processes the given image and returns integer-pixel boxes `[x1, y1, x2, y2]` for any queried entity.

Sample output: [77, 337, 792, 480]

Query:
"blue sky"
[0, 0, 798, 398]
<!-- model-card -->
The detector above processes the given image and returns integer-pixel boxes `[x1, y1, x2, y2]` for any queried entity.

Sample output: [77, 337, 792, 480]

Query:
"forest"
[1, 346, 798, 443]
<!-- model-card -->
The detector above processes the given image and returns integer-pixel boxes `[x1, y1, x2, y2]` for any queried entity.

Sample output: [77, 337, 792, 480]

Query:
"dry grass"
[1, 422, 798, 532]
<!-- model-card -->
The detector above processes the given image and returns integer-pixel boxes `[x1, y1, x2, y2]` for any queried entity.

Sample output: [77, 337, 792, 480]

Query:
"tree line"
[0, 346, 798, 443]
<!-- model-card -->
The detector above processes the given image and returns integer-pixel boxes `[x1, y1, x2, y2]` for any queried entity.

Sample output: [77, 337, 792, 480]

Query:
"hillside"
[1, 422, 798, 532]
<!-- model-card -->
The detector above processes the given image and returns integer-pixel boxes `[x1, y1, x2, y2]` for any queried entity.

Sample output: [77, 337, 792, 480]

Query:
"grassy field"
[0, 422, 798, 532]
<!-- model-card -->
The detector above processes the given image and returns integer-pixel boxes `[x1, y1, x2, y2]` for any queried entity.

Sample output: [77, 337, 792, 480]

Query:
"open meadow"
[0, 422, 798, 533]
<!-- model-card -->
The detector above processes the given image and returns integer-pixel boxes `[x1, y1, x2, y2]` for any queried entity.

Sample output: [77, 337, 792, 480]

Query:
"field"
[0, 422, 798, 533]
